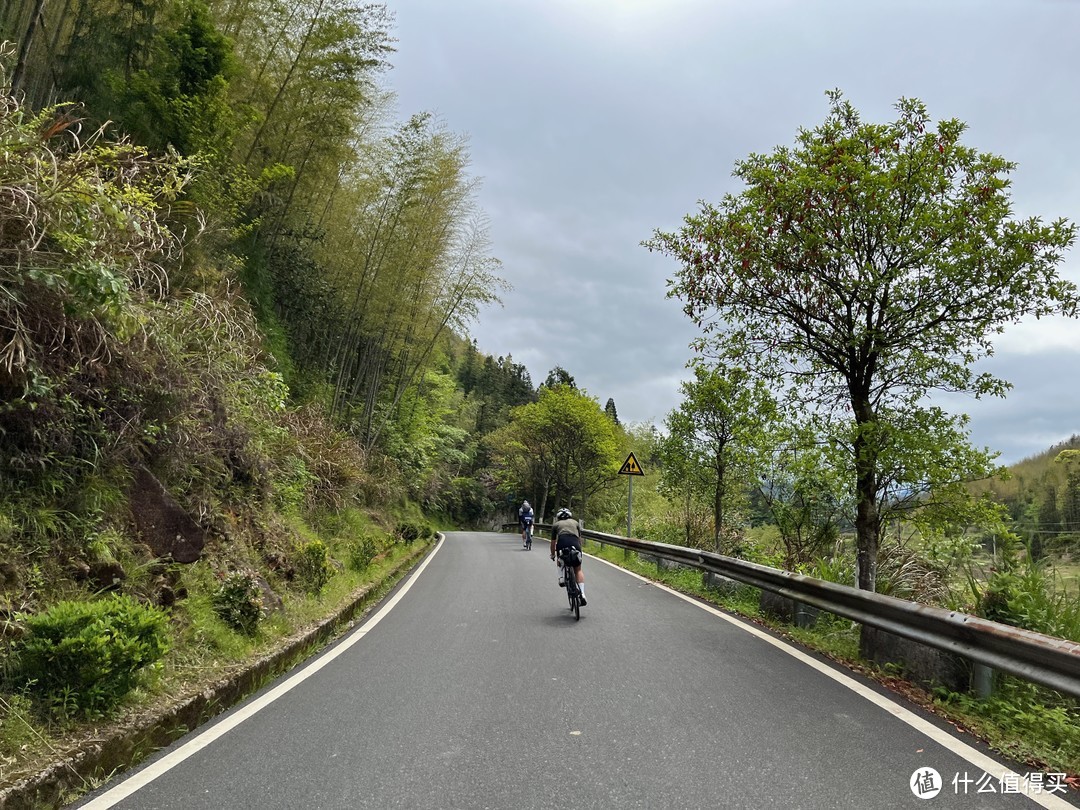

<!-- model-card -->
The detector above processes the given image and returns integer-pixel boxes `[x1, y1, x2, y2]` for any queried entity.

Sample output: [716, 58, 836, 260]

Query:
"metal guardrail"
[504, 522, 1080, 699]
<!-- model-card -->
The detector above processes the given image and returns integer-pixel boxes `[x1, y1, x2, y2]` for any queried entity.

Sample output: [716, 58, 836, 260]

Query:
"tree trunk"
[30, 0, 71, 108]
[852, 404, 880, 592]
[244, 0, 327, 166]
[11, 0, 47, 94]
[537, 484, 549, 526]
[580, 485, 588, 530]
[713, 444, 726, 553]
[684, 489, 692, 547]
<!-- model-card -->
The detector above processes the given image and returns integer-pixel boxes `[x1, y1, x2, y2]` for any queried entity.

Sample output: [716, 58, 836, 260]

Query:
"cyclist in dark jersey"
[518, 500, 534, 546]
[549, 507, 586, 606]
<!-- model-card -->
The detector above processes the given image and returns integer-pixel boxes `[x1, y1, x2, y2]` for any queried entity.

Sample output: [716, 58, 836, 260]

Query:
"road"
[75, 531, 1075, 809]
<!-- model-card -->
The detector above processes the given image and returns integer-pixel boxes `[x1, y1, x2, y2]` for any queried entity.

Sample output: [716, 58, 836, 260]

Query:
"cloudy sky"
[386, 0, 1080, 465]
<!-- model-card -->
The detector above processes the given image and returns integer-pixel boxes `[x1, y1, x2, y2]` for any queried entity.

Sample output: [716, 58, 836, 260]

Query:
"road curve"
[74, 531, 1074, 809]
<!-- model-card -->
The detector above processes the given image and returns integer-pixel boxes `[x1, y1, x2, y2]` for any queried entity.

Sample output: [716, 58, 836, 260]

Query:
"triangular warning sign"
[618, 452, 644, 476]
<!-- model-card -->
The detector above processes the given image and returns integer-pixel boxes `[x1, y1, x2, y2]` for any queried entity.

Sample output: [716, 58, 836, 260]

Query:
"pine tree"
[604, 397, 619, 425]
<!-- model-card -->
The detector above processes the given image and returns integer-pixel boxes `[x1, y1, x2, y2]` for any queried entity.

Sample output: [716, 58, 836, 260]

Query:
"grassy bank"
[1, 526, 433, 800]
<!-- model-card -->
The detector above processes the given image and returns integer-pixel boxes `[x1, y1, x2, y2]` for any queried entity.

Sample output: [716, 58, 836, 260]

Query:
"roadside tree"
[489, 385, 620, 522]
[648, 91, 1077, 591]
[755, 421, 849, 570]
[661, 361, 775, 554]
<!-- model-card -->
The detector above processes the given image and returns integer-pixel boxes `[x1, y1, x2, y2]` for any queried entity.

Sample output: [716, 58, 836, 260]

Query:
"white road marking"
[80, 536, 446, 809]
[588, 552, 1075, 810]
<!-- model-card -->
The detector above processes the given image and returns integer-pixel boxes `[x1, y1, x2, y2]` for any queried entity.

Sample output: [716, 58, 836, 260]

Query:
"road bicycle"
[558, 548, 582, 620]
[522, 520, 533, 550]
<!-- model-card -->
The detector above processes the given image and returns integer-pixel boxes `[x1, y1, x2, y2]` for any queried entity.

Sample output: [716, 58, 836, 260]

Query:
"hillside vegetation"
[969, 435, 1080, 556]
[0, 1, 538, 790]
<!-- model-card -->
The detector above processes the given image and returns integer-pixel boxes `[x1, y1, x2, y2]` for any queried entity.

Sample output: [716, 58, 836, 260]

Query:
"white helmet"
[556, 508, 572, 520]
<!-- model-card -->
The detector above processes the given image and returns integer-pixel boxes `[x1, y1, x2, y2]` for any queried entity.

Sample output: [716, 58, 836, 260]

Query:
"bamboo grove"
[3, 0, 505, 454]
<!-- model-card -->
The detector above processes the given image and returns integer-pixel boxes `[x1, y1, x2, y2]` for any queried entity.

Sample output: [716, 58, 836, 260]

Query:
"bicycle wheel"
[566, 577, 580, 619]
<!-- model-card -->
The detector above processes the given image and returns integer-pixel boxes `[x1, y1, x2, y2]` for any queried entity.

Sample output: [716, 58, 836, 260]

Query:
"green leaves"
[293, 539, 333, 595]
[659, 362, 775, 553]
[10, 594, 170, 719]
[0, 98, 189, 385]
[212, 569, 265, 635]
[648, 90, 1076, 589]
[489, 385, 621, 515]
[652, 91, 1077, 412]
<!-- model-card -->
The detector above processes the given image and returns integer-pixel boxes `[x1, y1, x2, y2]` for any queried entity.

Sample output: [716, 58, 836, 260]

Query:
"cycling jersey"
[552, 516, 581, 556]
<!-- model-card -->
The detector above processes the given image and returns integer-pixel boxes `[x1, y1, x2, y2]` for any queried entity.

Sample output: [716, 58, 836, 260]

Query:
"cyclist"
[549, 507, 586, 606]
[518, 500, 534, 547]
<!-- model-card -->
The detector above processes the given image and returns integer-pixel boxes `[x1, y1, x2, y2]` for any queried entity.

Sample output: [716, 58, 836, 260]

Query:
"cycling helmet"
[522, 500, 530, 508]
[556, 508, 572, 520]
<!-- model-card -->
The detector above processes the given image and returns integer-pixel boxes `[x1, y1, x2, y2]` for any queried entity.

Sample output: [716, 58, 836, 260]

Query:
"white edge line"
[80, 535, 446, 809]
[587, 552, 1074, 810]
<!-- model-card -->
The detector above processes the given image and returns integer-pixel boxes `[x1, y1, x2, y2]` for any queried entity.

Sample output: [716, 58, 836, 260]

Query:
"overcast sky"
[386, 0, 1080, 465]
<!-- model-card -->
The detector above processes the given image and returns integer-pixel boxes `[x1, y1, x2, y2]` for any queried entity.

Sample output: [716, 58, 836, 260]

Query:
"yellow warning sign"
[618, 452, 644, 476]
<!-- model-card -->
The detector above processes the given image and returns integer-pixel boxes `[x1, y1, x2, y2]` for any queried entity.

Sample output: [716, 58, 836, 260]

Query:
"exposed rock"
[157, 585, 177, 608]
[88, 560, 126, 591]
[0, 561, 19, 590]
[759, 590, 820, 628]
[127, 465, 206, 563]
[138, 545, 168, 576]
[702, 571, 742, 596]
[1, 606, 27, 641]
[254, 575, 283, 614]
[263, 551, 295, 582]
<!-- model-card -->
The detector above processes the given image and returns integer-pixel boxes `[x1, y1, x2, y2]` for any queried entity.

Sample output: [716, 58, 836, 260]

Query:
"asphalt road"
[75, 531, 1076, 809]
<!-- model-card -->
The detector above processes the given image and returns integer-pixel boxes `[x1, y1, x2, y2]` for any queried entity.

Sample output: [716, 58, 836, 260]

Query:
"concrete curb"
[0, 538, 437, 810]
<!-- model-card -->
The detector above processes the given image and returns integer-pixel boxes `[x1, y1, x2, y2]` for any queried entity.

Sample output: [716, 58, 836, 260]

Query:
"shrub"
[294, 539, 333, 594]
[279, 404, 369, 511]
[10, 594, 169, 719]
[212, 570, 264, 635]
[394, 521, 430, 544]
[346, 535, 378, 572]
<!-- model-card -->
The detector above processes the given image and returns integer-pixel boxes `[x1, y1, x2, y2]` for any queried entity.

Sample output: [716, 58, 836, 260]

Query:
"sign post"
[617, 451, 645, 540]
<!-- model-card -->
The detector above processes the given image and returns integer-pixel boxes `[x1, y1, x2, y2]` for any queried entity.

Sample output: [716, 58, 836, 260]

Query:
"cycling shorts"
[556, 534, 582, 566]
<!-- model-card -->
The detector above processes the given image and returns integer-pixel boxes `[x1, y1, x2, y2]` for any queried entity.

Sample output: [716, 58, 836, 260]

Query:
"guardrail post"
[794, 601, 819, 628]
[702, 571, 741, 596]
[972, 663, 994, 700]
